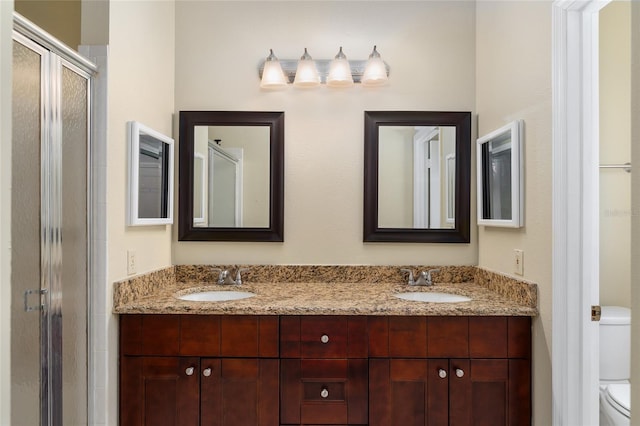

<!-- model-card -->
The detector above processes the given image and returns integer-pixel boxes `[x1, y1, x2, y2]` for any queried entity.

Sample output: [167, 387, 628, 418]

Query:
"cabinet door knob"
[202, 368, 212, 377]
[438, 369, 447, 379]
[185, 367, 195, 376]
[455, 368, 465, 378]
[320, 387, 329, 398]
[320, 334, 329, 344]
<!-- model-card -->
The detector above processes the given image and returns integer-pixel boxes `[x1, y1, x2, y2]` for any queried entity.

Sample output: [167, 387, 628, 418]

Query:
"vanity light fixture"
[258, 45, 390, 89]
[327, 47, 354, 87]
[293, 48, 321, 88]
[259, 49, 288, 89]
[361, 45, 389, 87]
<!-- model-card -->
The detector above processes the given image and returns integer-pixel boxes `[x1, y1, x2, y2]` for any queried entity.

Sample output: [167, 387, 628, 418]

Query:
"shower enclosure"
[11, 15, 95, 425]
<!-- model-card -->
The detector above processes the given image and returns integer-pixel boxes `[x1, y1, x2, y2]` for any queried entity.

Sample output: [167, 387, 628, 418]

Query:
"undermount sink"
[177, 290, 255, 302]
[394, 291, 471, 303]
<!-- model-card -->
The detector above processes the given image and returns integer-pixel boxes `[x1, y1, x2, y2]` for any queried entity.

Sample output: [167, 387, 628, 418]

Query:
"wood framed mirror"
[178, 111, 284, 241]
[363, 111, 471, 243]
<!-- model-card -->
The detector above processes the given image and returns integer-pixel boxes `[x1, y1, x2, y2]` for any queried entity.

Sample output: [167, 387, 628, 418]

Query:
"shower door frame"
[13, 13, 96, 426]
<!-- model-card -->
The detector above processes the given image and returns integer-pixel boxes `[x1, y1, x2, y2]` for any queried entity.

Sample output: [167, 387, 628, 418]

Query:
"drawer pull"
[202, 368, 212, 377]
[438, 369, 447, 379]
[320, 387, 329, 398]
[185, 367, 195, 376]
[320, 334, 329, 344]
[455, 368, 465, 378]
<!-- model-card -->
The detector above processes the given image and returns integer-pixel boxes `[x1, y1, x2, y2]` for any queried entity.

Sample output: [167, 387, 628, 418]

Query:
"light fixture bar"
[258, 58, 390, 84]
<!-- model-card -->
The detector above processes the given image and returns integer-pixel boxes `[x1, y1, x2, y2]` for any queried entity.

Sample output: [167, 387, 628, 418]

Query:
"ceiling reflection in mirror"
[378, 125, 456, 229]
[192, 126, 270, 228]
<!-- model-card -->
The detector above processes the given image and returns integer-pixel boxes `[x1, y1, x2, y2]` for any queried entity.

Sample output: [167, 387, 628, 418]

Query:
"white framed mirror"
[476, 119, 524, 228]
[127, 121, 174, 226]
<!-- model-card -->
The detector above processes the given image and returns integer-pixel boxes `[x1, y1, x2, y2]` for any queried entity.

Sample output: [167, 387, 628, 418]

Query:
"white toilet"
[599, 306, 631, 426]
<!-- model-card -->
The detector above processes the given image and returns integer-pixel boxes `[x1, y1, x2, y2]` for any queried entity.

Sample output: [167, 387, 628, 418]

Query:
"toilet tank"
[599, 306, 631, 381]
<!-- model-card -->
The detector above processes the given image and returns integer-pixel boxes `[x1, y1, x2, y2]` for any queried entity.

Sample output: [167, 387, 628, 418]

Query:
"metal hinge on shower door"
[24, 288, 47, 312]
[591, 305, 602, 321]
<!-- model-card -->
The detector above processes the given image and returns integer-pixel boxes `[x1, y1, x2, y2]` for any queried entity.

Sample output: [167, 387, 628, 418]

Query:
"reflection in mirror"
[364, 111, 471, 243]
[179, 111, 284, 242]
[192, 126, 270, 228]
[477, 119, 523, 228]
[378, 126, 456, 229]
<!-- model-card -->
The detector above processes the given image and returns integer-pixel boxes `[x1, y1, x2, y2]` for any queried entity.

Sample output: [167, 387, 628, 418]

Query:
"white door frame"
[552, 1, 609, 424]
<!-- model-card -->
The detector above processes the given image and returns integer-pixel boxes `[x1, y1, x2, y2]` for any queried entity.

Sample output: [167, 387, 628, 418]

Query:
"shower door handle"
[24, 288, 47, 312]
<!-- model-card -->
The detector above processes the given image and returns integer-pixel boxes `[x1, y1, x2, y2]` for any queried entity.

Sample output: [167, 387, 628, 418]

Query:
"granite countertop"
[113, 275, 538, 317]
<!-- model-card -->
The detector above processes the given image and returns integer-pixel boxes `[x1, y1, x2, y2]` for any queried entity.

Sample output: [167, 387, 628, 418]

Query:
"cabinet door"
[369, 359, 448, 426]
[449, 359, 530, 426]
[120, 356, 200, 426]
[200, 358, 279, 426]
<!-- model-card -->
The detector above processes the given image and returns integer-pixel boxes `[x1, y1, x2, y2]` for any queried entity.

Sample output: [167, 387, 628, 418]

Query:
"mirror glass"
[179, 111, 284, 242]
[477, 119, 523, 228]
[364, 111, 471, 243]
[378, 125, 457, 229]
[192, 126, 270, 228]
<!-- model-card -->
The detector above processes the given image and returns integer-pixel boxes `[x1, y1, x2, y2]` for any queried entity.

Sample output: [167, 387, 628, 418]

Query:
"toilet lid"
[606, 384, 631, 417]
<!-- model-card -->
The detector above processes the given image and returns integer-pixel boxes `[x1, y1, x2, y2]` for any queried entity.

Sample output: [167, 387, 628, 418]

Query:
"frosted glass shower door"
[12, 32, 90, 426]
[12, 35, 45, 426]
[60, 60, 89, 426]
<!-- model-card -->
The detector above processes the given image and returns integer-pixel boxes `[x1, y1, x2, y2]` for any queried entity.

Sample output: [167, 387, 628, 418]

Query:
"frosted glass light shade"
[293, 48, 320, 88]
[327, 47, 354, 88]
[260, 49, 288, 89]
[362, 45, 388, 87]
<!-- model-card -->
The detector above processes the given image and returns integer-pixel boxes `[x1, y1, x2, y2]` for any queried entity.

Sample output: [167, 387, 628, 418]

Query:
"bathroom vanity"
[115, 265, 537, 426]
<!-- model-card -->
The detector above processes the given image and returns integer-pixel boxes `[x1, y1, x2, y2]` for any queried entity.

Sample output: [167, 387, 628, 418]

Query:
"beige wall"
[475, 2, 552, 425]
[104, 0, 176, 419]
[14, 0, 80, 49]
[107, 0, 175, 282]
[0, 2, 14, 423]
[599, 1, 631, 308]
[173, 1, 477, 265]
[630, 0, 640, 420]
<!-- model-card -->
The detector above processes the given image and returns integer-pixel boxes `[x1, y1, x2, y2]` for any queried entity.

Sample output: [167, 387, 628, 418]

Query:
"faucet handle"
[234, 268, 250, 285]
[426, 268, 441, 284]
[400, 268, 415, 285]
[217, 269, 230, 284]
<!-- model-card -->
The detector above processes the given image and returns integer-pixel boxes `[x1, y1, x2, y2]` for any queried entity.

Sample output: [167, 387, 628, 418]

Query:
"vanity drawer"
[280, 316, 367, 358]
[368, 316, 530, 359]
[120, 314, 279, 357]
[280, 359, 368, 425]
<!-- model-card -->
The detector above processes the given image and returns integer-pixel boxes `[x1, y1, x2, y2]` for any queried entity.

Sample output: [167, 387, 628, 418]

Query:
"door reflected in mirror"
[378, 125, 456, 229]
[192, 126, 270, 228]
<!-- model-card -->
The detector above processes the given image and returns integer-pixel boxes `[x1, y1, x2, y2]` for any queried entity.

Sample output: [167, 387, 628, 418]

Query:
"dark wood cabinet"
[368, 316, 531, 426]
[369, 358, 449, 426]
[120, 315, 279, 426]
[120, 356, 200, 426]
[280, 316, 368, 425]
[119, 314, 531, 425]
[200, 358, 279, 426]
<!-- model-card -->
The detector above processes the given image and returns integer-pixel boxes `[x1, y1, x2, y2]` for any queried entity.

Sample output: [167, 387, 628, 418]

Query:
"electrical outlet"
[127, 250, 137, 275]
[514, 249, 524, 275]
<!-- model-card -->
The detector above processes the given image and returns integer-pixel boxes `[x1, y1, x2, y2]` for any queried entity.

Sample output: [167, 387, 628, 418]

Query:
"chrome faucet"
[215, 267, 249, 285]
[401, 268, 441, 286]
